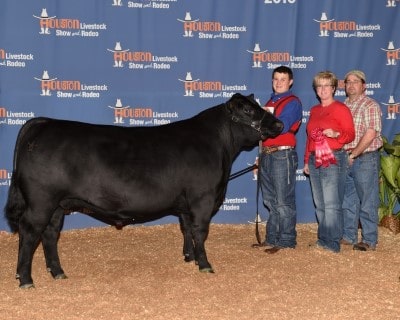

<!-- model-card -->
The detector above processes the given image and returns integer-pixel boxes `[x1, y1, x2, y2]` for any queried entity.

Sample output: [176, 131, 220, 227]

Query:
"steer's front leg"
[41, 208, 67, 280]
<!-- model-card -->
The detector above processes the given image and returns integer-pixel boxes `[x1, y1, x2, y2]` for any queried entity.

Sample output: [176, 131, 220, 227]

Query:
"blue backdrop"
[0, 0, 399, 230]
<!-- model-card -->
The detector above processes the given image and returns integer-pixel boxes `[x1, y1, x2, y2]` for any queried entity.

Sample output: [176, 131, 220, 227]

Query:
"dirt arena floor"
[0, 223, 399, 320]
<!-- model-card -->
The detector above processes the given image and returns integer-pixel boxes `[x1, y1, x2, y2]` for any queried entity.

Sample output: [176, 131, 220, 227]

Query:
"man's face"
[272, 72, 293, 94]
[345, 74, 366, 98]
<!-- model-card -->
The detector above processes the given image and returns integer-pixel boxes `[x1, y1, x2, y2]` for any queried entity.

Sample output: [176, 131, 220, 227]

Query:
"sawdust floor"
[0, 223, 399, 320]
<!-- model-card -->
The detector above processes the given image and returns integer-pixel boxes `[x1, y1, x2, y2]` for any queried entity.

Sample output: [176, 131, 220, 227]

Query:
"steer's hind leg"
[41, 207, 67, 280]
[179, 214, 195, 262]
[16, 208, 47, 288]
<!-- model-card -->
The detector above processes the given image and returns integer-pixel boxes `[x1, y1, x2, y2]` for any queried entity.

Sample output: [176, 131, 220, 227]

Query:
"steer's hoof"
[20, 283, 35, 289]
[184, 254, 194, 263]
[54, 273, 68, 280]
[199, 267, 214, 273]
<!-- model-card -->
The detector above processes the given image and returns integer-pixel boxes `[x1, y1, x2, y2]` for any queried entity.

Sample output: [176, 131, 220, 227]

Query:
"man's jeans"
[260, 149, 298, 248]
[342, 151, 380, 247]
[308, 150, 347, 252]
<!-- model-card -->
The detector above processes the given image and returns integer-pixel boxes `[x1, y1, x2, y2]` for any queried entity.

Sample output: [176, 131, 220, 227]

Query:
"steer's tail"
[4, 118, 47, 233]
[4, 173, 26, 233]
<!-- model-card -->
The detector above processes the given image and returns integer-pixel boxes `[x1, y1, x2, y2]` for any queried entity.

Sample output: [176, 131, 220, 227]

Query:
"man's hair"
[272, 66, 293, 80]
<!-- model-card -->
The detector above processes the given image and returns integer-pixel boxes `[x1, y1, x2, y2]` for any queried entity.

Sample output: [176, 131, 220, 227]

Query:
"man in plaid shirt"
[341, 70, 383, 251]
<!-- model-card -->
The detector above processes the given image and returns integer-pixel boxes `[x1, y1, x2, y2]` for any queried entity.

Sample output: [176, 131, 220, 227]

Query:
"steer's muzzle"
[260, 118, 284, 140]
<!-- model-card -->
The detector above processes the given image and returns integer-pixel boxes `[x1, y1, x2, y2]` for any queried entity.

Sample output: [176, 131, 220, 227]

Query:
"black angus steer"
[5, 93, 283, 288]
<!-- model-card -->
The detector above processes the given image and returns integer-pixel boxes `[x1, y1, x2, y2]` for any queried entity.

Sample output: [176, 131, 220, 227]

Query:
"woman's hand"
[323, 128, 340, 138]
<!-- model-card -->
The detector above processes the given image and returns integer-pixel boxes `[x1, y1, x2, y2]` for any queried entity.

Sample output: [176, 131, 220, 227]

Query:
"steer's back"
[11, 115, 230, 221]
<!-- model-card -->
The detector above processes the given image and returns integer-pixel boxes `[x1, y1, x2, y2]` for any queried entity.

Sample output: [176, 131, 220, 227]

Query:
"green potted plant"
[379, 133, 400, 234]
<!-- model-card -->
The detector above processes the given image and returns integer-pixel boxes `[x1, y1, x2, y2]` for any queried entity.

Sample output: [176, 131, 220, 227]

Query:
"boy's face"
[272, 72, 293, 94]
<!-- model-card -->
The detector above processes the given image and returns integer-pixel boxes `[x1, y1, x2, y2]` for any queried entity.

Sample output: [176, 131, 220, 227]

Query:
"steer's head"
[227, 93, 283, 140]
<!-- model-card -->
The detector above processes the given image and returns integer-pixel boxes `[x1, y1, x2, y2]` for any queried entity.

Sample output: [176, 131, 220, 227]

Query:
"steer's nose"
[275, 121, 284, 133]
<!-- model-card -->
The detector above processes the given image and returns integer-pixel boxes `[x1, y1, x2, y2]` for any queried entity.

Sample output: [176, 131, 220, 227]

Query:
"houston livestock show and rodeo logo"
[106, 98, 179, 126]
[107, 42, 178, 70]
[246, 43, 315, 70]
[313, 12, 382, 38]
[33, 8, 106, 37]
[177, 12, 246, 40]
[34, 71, 108, 99]
[178, 72, 247, 99]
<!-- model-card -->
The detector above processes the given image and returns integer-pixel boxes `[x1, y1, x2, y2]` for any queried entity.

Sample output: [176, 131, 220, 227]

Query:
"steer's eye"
[243, 107, 253, 115]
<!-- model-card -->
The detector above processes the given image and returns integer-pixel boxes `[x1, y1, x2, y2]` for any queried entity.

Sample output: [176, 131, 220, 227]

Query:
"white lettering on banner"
[222, 85, 247, 91]
[266, 62, 308, 69]
[222, 204, 240, 210]
[7, 118, 27, 125]
[199, 33, 213, 39]
[356, 24, 380, 31]
[82, 92, 100, 98]
[55, 90, 103, 99]
[152, 2, 169, 9]
[127, 0, 177, 9]
[81, 31, 99, 37]
[153, 119, 171, 125]
[79, 23, 107, 30]
[6, 111, 35, 118]
[153, 112, 178, 118]
[80, 84, 108, 91]
[336, 89, 376, 97]
[290, 56, 314, 62]
[296, 175, 307, 181]
[129, 63, 144, 69]
[222, 33, 239, 39]
[334, 32, 348, 38]
[222, 92, 235, 98]
[5, 53, 34, 60]
[56, 30, 71, 36]
[221, 26, 247, 32]
[335, 91, 346, 97]
[128, 2, 142, 8]
[356, 31, 373, 38]
[366, 82, 381, 89]
[224, 198, 248, 204]
[296, 169, 307, 182]
[289, 62, 306, 69]
[57, 92, 73, 98]
[153, 63, 171, 69]
[200, 92, 214, 98]
[130, 119, 145, 125]
[6, 60, 25, 67]
[152, 56, 178, 62]
[220, 198, 248, 211]
[265, 0, 296, 3]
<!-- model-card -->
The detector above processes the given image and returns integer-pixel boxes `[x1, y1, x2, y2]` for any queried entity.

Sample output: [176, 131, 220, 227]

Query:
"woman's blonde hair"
[312, 70, 338, 93]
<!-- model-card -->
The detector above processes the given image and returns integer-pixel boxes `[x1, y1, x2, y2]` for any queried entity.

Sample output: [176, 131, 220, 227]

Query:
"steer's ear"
[246, 94, 258, 105]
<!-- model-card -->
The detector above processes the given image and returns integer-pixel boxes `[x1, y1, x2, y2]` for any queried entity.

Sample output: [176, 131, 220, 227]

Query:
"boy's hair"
[272, 66, 293, 80]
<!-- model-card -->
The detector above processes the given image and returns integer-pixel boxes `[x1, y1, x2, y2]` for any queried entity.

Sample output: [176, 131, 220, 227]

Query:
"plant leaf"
[381, 155, 400, 189]
[383, 133, 400, 156]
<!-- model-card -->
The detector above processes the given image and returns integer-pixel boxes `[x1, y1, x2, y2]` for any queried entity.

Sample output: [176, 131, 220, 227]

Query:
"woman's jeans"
[308, 150, 347, 252]
[260, 149, 298, 248]
[342, 151, 380, 247]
